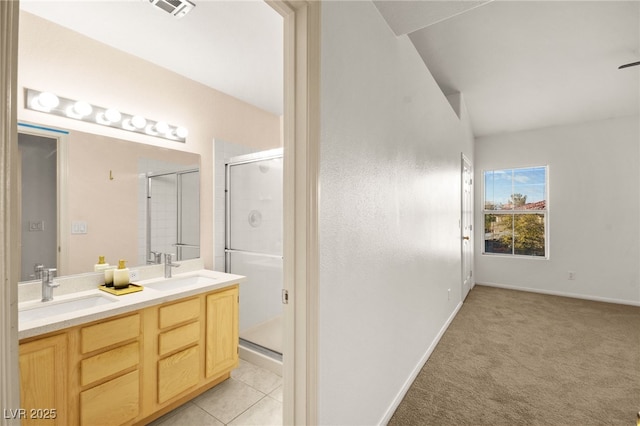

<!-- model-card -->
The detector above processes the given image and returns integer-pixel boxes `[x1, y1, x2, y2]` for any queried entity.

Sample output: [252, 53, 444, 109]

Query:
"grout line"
[224, 392, 270, 426]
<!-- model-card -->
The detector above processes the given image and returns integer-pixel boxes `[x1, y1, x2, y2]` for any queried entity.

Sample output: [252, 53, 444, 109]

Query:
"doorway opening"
[17, 123, 68, 281]
[461, 154, 474, 300]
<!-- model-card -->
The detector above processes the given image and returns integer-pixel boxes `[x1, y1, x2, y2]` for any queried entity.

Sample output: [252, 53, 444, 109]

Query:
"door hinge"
[282, 289, 289, 304]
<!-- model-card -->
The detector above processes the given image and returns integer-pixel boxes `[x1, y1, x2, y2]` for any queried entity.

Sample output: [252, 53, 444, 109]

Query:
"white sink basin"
[143, 275, 214, 292]
[19, 294, 118, 323]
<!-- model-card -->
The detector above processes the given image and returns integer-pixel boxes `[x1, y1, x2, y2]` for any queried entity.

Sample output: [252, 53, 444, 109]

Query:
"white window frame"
[482, 165, 549, 259]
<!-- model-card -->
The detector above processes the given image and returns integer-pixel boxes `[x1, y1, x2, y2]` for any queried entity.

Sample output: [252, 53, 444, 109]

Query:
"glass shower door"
[147, 169, 200, 262]
[226, 150, 283, 357]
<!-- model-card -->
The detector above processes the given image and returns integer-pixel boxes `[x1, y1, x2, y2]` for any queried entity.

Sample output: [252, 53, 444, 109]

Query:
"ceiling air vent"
[146, 0, 195, 19]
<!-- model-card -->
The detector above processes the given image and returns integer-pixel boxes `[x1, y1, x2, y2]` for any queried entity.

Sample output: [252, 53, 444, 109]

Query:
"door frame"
[461, 153, 474, 300]
[1, 0, 22, 421]
[17, 123, 69, 277]
[267, 1, 321, 424]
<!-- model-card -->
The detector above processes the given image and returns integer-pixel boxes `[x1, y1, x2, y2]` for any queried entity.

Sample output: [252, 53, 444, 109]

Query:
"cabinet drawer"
[158, 298, 200, 329]
[158, 345, 199, 404]
[158, 322, 200, 356]
[81, 314, 140, 354]
[81, 342, 139, 386]
[80, 370, 139, 426]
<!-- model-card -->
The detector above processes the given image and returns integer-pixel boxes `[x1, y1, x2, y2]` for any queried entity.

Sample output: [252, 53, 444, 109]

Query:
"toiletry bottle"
[94, 255, 109, 272]
[104, 265, 116, 288]
[113, 259, 130, 290]
[94, 256, 113, 287]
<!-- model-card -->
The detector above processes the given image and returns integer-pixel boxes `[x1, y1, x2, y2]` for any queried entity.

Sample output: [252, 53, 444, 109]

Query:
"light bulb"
[131, 115, 147, 129]
[174, 126, 189, 139]
[73, 101, 92, 117]
[154, 121, 169, 135]
[96, 108, 122, 125]
[32, 92, 60, 111]
[104, 108, 122, 123]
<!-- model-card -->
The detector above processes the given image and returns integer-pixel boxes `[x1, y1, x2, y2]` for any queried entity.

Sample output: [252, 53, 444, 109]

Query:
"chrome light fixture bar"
[25, 88, 189, 142]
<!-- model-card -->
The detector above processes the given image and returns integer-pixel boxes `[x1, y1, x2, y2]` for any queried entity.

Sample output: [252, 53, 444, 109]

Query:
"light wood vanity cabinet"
[206, 289, 239, 378]
[19, 284, 239, 426]
[71, 313, 143, 426]
[19, 333, 68, 426]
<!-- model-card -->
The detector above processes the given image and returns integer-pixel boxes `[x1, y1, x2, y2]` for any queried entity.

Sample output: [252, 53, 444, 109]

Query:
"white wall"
[318, 2, 474, 424]
[475, 115, 640, 305]
[18, 11, 281, 271]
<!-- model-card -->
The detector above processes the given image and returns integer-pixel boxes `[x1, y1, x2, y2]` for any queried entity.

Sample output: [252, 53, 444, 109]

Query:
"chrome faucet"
[149, 251, 162, 265]
[164, 253, 180, 278]
[41, 268, 58, 302]
[31, 263, 45, 280]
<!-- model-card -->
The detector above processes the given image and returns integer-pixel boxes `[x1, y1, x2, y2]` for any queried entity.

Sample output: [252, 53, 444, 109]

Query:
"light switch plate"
[29, 221, 44, 232]
[71, 221, 88, 234]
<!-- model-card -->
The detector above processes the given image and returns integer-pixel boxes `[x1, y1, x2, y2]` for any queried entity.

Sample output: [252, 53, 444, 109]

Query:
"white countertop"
[18, 269, 246, 340]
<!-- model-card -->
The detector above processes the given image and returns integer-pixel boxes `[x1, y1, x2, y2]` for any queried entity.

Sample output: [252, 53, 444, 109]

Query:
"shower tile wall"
[149, 175, 178, 260]
[137, 159, 197, 266]
[214, 140, 259, 272]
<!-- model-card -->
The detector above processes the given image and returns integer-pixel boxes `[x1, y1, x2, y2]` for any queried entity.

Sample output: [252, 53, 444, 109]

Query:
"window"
[483, 166, 548, 257]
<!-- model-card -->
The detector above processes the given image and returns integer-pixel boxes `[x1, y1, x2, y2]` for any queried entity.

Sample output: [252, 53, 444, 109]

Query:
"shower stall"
[147, 169, 200, 263]
[225, 148, 283, 360]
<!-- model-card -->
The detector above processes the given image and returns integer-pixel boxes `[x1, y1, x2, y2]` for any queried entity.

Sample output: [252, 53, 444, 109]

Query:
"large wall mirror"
[18, 123, 200, 283]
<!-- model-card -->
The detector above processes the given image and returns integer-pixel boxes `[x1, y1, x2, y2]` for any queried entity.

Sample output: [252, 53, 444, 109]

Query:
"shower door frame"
[225, 148, 283, 357]
[146, 168, 199, 262]
[224, 148, 283, 272]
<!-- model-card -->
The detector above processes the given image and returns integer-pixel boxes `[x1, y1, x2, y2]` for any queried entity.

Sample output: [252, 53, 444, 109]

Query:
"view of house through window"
[483, 166, 548, 257]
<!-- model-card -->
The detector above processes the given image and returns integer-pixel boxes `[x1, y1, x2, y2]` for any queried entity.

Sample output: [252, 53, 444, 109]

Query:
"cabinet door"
[157, 345, 200, 404]
[19, 334, 68, 426]
[205, 287, 239, 378]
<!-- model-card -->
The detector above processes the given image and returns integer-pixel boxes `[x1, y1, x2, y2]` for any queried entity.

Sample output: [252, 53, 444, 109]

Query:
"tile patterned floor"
[149, 360, 283, 426]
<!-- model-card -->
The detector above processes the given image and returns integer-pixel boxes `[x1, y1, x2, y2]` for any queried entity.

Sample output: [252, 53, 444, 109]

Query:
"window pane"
[513, 214, 545, 256]
[484, 214, 513, 254]
[513, 167, 546, 210]
[484, 170, 513, 210]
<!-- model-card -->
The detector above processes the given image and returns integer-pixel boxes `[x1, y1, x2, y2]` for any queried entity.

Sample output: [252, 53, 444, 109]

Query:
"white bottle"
[94, 255, 109, 272]
[104, 266, 116, 288]
[113, 259, 130, 289]
[94, 256, 113, 287]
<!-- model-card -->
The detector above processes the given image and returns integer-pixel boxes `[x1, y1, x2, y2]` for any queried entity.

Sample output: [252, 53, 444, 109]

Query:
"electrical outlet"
[129, 270, 139, 282]
[568, 271, 576, 280]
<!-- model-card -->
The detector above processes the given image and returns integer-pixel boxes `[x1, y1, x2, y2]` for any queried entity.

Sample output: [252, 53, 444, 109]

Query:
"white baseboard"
[378, 301, 464, 425]
[479, 281, 640, 307]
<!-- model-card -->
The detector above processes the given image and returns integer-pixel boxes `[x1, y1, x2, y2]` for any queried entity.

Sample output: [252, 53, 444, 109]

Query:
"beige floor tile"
[152, 403, 224, 426]
[193, 378, 265, 424]
[268, 386, 283, 403]
[146, 402, 191, 426]
[228, 396, 282, 426]
[231, 359, 282, 394]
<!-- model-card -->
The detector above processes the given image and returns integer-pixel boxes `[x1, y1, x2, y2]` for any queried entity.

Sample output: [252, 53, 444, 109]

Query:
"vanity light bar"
[25, 88, 188, 143]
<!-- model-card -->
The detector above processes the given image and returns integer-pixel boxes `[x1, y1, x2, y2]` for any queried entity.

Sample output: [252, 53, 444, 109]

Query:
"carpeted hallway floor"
[389, 285, 640, 425]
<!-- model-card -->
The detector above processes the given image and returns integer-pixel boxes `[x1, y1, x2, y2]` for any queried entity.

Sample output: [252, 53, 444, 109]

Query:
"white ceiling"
[20, 1, 640, 137]
[20, 0, 284, 116]
[377, 0, 640, 137]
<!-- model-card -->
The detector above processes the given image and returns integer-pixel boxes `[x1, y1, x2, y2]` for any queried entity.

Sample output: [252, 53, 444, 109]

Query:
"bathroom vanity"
[17, 266, 244, 426]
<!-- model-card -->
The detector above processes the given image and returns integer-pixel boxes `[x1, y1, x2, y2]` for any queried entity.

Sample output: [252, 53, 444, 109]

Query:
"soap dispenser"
[94, 256, 109, 272]
[94, 256, 114, 287]
[113, 259, 130, 290]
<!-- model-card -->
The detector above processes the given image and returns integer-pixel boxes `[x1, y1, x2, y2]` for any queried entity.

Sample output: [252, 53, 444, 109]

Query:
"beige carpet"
[389, 285, 640, 425]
